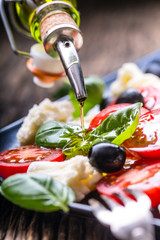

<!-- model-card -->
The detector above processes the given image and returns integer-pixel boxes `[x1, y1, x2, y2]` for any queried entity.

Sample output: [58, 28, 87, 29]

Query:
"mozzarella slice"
[17, 99, 74, 145]
[110, 63, 160, 96]
[27, 155, 102, 201]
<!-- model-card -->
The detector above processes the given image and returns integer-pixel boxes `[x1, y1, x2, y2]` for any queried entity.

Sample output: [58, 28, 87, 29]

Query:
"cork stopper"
[40, 11, 77, 43]
[40, 11, 83, 57]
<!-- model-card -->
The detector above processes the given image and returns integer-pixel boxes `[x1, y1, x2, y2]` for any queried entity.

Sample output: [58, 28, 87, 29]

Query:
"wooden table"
[0, 193, 118, 240]
[1, 0, 160, 128]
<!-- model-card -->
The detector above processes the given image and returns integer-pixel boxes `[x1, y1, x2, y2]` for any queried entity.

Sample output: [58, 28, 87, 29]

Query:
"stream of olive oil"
[79, 102, 85, 138]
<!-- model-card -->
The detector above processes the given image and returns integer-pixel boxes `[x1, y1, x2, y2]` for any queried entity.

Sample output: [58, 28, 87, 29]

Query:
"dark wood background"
[1, 0, 160, 128]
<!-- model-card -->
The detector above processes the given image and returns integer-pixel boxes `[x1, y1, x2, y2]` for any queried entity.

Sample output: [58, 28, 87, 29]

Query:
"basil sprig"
[35, 121, 82, 148]
[35, 103, 142, 158]
[0, 173, 75, 212]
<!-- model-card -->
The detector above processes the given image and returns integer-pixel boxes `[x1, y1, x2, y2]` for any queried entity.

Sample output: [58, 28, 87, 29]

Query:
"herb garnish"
[35, 103, 142, 158]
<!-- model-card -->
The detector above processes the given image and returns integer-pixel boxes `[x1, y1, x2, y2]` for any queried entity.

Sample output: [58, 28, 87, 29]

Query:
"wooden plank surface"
[0, 194, 116, 240]
[1, 0, 160, 128]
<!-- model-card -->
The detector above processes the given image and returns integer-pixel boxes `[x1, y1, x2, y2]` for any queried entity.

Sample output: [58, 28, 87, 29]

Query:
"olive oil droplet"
[79, 102, 85, 137]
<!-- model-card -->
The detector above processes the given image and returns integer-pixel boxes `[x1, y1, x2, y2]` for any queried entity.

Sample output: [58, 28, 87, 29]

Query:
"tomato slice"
[97, 158, 160, 208]
[123, 109, 160, 159]
[0, 145, 64, 178]
[88, 103, 148, 131]
[137, 86, 160, 110]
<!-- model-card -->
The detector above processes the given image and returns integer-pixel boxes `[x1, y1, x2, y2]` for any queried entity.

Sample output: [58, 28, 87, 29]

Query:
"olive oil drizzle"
[79, 102, 85, 138]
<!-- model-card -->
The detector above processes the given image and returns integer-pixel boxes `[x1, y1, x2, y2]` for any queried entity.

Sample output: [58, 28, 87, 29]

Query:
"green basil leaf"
[35, 120, 82, 148]
[0, 173, 75, 212]
[88, 102, 142, 146]
[69, 75, 105, 118]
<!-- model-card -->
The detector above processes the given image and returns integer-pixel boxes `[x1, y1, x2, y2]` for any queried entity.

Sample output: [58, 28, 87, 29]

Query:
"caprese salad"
[1, 62, 160, 212]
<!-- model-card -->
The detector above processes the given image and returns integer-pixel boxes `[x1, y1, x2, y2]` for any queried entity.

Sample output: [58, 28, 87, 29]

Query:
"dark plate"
[1, 49, 160, 238]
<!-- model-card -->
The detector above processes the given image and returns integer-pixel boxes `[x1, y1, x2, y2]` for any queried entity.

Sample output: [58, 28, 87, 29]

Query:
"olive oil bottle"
[14, 0, 87, 103]
[15, 1, 80, 48]
[1, 0, 87, 111]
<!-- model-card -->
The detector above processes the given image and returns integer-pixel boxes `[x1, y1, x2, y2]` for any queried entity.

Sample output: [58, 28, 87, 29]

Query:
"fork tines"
[89, 189, 155, 240]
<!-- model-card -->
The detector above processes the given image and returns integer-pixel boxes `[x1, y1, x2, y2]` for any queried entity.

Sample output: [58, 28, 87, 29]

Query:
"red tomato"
[137, 86, 160, 110]
[123, 109, 160, 159]
[88, 103, 148, 131]
[0, 145, 64, 178]
[97, 159, 160, 208]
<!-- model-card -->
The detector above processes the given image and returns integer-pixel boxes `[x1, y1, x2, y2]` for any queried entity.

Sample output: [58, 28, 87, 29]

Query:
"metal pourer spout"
[55, 38, 87, 103]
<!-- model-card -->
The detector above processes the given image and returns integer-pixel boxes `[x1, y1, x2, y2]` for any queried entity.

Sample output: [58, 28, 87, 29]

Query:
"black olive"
[145, 60, 160, 77]
[115, 88, 144, 105]
[100, 95, 115, 110]
[88, 142, 126, 173]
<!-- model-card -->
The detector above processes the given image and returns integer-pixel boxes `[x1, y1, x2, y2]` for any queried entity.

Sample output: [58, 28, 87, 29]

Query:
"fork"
[89, 189, 155, 240]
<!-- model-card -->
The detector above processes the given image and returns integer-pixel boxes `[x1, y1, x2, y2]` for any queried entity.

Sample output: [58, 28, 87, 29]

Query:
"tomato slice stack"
[94, 105, 160, 207]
